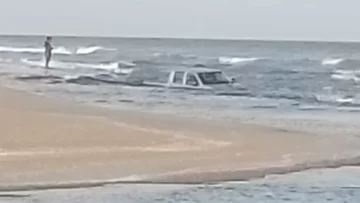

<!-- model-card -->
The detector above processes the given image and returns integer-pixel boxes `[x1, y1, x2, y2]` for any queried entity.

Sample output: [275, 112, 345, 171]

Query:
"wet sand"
[0, 86, 360, 191]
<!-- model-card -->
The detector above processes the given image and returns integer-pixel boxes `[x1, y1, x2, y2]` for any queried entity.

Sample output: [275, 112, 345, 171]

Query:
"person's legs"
[45, 59, 48, 69]
[45, 54, 51, 68]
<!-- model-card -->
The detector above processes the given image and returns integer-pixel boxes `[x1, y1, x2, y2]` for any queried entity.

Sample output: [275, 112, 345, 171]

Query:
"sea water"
[0, 36, 360, 202]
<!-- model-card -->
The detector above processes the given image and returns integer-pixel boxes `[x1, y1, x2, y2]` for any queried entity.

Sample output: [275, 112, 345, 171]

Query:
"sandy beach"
[0, 85, 360, 191]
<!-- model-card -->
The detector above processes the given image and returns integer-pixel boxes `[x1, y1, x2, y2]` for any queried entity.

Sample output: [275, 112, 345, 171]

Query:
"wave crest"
[21, 59, 133, 75]
[322, 58, 344, 66]
[0, 45, 116, 55]
[218, 57, 260, 65]
[0, 46, 72, 55]
[331, 70, 360, 82]
[75, 46, 116, 55]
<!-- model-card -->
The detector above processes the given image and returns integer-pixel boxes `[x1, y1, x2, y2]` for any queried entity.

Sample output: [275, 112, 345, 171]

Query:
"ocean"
[0, 35, 360, 202]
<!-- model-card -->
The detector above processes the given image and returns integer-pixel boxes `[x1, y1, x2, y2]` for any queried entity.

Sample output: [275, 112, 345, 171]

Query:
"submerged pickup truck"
[138, 68, 237, 89]
[126, 67, 250, 96]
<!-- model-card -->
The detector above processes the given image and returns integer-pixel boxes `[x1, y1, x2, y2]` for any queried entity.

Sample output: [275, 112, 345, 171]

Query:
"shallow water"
[1, 37, 360, 113]
[1, 167, 360, 203]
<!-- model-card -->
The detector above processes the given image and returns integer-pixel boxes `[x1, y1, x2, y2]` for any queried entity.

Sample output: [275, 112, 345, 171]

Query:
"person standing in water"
[44, 36, 53, 69]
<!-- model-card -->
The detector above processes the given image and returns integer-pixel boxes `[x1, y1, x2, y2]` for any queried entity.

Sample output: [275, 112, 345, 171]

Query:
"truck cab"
[167, 68, 233, 89]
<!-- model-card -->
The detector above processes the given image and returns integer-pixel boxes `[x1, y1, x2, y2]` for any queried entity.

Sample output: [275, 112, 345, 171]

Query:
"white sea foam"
[331, 69, 360, 82]
[337, 97, 354, 103]
[334, 69, 360, 75]
[0, 45, 116, 55]
[331, 74, 359, 82]
[75, 46, 116, 55]
[218, 56, 259, 65]
[0, 46, 72, 55]
[322, 58, 344, 65]
[21, 58, 133, 74]
[76, 62, 133, 74]
[315, 93, 358, 107]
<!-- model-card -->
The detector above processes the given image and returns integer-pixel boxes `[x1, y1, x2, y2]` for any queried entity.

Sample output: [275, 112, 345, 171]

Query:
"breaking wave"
[133, 56, 261, 67]
[111, 55, 360, 69]
[322, 58, 345, 66]
[0, 45, 116, 55]
[331, 70, 360, 82]
[218, 57, 260, 65]
[75, 46, 116, 55]
[0, 46, 72, 55]
[316, 94, 360, 107]
[21, 59, 133, 75]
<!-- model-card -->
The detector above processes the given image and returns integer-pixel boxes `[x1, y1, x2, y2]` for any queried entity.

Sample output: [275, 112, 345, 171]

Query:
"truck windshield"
[198, 72, 229, 85]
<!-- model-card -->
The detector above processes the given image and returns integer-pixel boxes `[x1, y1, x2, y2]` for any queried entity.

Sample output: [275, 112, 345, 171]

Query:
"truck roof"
[171, 67, 222, 73]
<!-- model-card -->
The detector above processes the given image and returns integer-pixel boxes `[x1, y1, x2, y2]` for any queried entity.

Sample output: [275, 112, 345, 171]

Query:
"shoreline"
[1, 85, 360, 192]
[2, 159, 360, 193]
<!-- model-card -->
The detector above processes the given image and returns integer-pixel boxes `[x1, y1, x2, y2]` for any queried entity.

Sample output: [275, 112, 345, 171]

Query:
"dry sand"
[0, 86, 360, 191]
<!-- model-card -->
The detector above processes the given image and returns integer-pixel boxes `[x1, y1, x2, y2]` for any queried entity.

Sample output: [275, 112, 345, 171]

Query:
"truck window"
[173, 72, 185, 84]
[186, 73, 199, 86]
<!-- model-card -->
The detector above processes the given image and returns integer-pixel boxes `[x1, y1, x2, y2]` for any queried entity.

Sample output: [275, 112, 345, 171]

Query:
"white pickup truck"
[138, 68, 238, 90]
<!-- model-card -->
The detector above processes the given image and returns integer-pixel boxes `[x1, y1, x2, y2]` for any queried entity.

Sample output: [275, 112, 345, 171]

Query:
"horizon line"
[0, 33, 359, 44]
